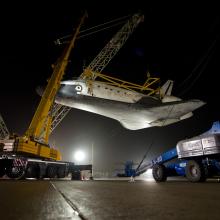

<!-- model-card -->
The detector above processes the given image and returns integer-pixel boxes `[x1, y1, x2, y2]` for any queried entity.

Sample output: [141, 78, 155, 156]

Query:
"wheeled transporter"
[151, 121, 220, 182]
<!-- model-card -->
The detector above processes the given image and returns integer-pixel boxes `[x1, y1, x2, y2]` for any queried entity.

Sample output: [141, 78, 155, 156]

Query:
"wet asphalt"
[0, 178, 220, 220]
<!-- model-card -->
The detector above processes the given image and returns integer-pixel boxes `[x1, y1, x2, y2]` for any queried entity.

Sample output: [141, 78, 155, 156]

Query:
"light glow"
[74, 150, 85, 162]
[146, 168, 152, 174]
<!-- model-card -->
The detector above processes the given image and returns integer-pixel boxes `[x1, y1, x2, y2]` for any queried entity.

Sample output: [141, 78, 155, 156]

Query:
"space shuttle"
[39, 13, 205, 130]
[50, 78, 205, 130]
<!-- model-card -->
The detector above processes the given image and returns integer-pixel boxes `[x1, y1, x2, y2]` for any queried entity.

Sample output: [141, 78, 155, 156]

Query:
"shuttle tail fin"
[159, 80, 174, 97]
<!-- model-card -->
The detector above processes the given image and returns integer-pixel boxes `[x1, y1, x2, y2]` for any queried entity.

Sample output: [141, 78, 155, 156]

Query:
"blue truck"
[151, 121, 220, 182]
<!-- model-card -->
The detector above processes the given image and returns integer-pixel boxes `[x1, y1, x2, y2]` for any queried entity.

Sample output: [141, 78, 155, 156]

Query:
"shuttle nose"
[60, 80, 75, 85]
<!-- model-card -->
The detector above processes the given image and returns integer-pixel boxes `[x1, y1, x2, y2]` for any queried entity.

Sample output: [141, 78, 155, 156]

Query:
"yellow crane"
[0, 13, 86, 179]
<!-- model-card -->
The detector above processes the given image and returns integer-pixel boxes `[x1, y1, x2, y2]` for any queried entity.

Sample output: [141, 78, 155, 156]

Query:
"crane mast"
[25, 13, 86, 144]
[50, 12, 144, 132]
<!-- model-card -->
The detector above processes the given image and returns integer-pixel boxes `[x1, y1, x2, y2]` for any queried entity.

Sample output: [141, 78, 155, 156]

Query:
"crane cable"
[78, 21, 127, 39]
[136, 23, 220, 169]
[134, 34, 219, 174]
[80, 14, 131, 33]
[55, 14, 132, 44]
[135, 35, 218, 174]
[177, 34, 219, 97]
[134, 104, 175, 177]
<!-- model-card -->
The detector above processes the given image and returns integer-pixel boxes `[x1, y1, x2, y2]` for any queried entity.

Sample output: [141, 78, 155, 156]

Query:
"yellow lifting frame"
[84, 69, 161, 96]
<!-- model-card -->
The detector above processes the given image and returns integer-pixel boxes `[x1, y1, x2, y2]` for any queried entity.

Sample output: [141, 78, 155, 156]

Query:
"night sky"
[0, 2, 219, 174]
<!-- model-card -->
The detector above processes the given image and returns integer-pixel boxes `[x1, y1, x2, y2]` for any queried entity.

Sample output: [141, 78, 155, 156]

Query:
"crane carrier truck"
[0, 13, 86, 180]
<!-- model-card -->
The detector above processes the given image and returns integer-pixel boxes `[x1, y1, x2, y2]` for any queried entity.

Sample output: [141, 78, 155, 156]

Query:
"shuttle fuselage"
[52, 79, 205, 130]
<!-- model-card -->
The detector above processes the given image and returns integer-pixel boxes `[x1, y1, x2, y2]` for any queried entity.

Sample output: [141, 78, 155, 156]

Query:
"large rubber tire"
[25, 164, 39, 178]
[71, 170, 81, 180]
[37, 163, 46, 179]
[0, 167, 5, 178]
[57, 166, 66, 178]
[185, 160, 206, 182]
[46, 165, 57, 178]
[6, 166, 25, 179]
[152, 164, 167, 182]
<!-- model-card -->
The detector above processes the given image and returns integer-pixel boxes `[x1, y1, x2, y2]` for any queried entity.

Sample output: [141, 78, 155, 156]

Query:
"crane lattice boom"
[80, 13, 144, 80]
[0, 114, 9, 140]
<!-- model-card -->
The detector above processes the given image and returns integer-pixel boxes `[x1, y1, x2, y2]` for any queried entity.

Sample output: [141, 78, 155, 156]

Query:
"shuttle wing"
[119, 99, 205, 130]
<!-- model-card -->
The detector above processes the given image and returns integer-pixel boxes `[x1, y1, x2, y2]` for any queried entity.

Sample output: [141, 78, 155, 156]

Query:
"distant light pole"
[91, 142, 94, 179]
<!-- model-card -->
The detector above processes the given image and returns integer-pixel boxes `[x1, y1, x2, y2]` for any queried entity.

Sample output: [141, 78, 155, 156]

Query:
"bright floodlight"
[146, 168, 152, 175]
[74, 150, 85, 162]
